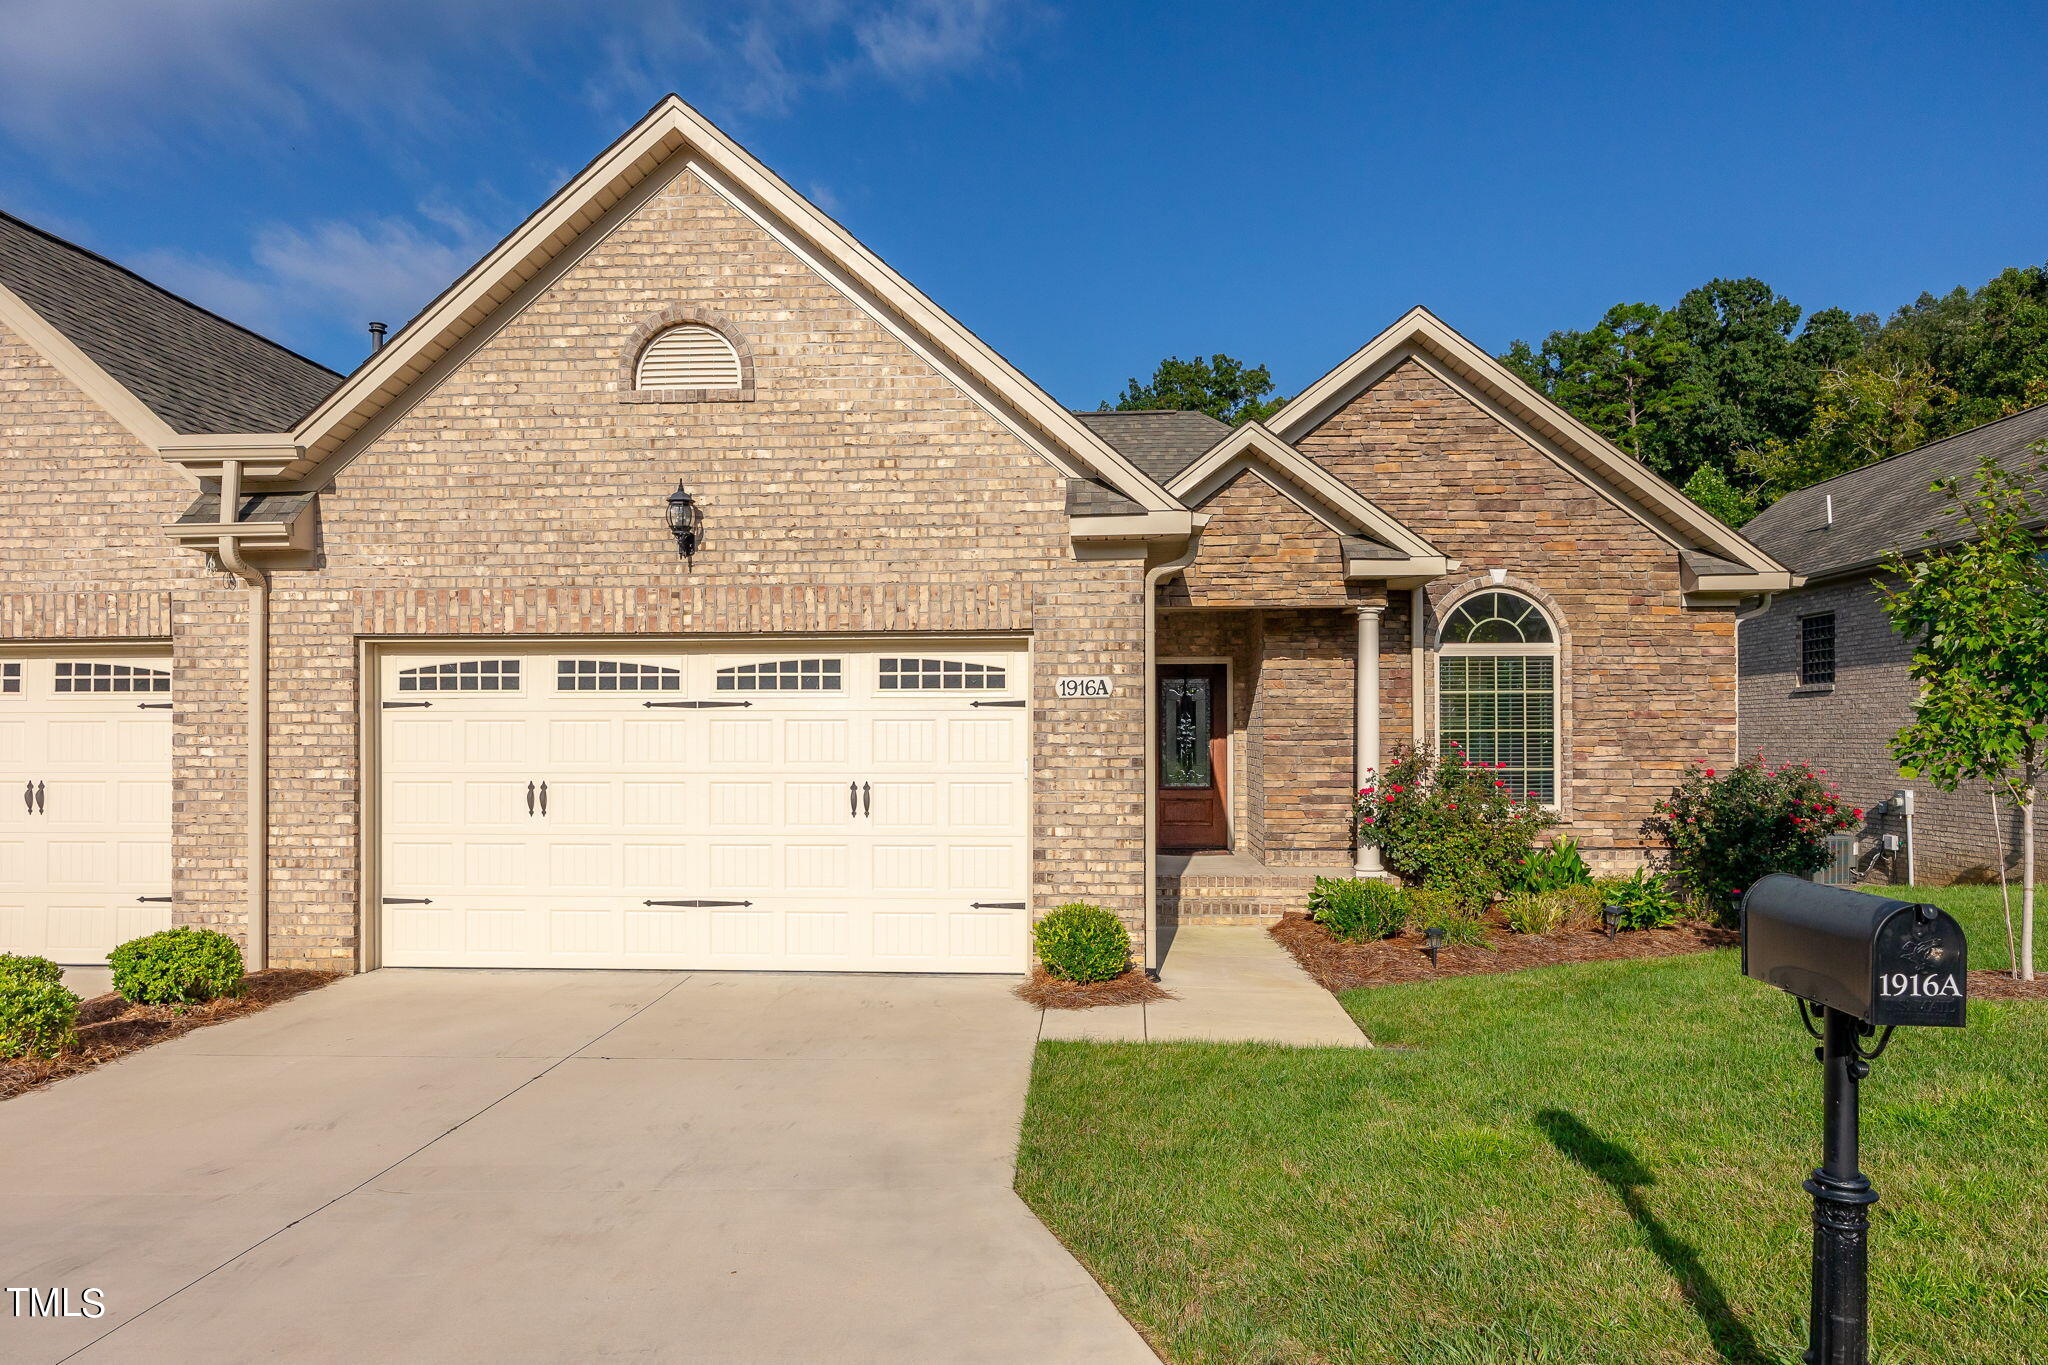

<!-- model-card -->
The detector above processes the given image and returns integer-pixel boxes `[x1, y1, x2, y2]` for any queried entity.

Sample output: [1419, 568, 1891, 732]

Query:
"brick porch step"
[1159, 867, 1337, 925]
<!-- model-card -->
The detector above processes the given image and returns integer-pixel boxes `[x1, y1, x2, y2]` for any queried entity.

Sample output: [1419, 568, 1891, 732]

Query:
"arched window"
[1437, 590, 1558, 803]
[634, 323, 742, 391]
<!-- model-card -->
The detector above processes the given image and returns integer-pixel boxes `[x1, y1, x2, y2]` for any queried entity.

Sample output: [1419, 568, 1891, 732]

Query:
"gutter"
[212, 460, 270, 972]
[1141, 516, 1208, 975]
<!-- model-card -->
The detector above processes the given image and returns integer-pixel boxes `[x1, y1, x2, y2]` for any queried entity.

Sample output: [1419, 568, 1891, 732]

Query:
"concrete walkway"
[1038, 924, 1368, 1046]
[1, 970, 1157, 1365]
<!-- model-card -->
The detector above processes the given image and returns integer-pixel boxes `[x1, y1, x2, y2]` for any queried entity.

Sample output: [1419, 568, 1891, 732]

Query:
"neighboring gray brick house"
[1740, 402, 2048, 885]
[0, 95, 1791, 976]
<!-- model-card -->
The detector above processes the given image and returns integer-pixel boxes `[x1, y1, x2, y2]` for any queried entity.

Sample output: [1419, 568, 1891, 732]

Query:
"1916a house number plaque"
[1055, 676, 1113, 699]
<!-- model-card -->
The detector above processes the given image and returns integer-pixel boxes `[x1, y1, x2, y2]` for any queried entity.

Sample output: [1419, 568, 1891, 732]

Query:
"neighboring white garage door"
[377, 643, 1030, 972]
[0, 653, 174, 964]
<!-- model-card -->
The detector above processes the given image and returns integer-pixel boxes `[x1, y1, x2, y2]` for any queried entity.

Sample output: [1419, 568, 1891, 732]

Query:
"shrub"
[1032, 903, 1131, 984]
[1408, 885, 1491, 947]
[1355, 744, 1556, 901]
[1513, 837, 1592, 894]
[109, 927, 246, 1007]
[0, 952, 64, 988]
[1643, 756, 1859, 923]
[1307, 877, 1408, 941]
[1501, 891, 1571, 935]
[1598, 868, 1684, 931]
[0, 978, 79, 1059]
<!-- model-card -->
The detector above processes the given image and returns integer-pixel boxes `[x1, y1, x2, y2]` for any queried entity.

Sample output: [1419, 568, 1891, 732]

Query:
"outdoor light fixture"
[1602, 905, 1623, 939]
[665, 480, 702, 561]
[1424, 925, 1445, 967]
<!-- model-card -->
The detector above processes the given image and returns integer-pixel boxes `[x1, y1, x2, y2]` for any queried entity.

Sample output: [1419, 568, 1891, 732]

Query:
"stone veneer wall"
[1293, 358, 1738, 870]
[1740, 574, 2046, 884]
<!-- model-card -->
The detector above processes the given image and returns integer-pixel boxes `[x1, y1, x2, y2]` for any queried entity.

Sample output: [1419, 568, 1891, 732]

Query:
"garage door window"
[397, 660, 521, 692]
[556, 659, 683, 691]
[716, 658, 842, 692]
[878, 657, 1006, 690]
[1, 662, 17, 693]
[54, 661, 170, 693]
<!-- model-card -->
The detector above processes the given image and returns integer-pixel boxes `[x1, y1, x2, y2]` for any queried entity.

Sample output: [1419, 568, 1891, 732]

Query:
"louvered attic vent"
[635, 324, 742, 390]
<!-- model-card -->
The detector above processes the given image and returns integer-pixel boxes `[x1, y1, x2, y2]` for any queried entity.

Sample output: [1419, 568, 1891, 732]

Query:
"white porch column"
[1354, 604, 1384, 877]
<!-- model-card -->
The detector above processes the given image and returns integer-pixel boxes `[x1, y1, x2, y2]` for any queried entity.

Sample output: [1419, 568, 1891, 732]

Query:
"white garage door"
[0, 653, 174, 963]
[377, 643, 1030, 972]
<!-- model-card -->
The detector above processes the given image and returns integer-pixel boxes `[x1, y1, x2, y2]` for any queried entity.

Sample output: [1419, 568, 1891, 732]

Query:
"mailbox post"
[1741, 875, 1967, 1365]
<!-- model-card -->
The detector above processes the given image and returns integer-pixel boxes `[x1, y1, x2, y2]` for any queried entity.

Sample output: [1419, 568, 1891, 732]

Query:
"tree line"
[1107, 261, 2048, 526]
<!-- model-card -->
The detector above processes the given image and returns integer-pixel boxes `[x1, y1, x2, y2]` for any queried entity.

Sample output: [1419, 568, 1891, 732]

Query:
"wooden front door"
[1157, 664, 1229, 851]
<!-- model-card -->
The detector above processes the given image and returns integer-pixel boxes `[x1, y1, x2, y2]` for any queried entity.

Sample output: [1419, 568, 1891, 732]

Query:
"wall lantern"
[1424, 925, 1445, 967]
[665, 481, 703, 561]
[1602, 904, 1624, 939]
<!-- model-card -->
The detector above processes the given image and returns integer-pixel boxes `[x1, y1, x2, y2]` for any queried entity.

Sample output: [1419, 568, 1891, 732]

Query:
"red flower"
[1852, 809, 1863, 819]
[1447, 802, 1458, 810]
[1390, 784, 1405, 793]
[1705, 768, 1716, 777]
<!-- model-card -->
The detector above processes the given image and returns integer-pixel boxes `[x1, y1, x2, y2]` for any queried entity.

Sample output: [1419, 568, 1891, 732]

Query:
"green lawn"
[1882, 882, 2031, 975]
[1017, 894, 2046, 1364]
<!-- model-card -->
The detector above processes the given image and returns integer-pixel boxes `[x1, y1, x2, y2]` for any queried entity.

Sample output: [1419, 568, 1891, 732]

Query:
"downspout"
[214, 460, 269, 972]
[1143, 519, 1207, 976]
[1731, 593, 1778, 769]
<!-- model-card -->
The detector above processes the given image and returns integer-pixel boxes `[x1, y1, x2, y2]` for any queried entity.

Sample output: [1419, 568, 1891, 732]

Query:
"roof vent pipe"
[1824, 493, 1833, 528]
[368, 321, 388, 353]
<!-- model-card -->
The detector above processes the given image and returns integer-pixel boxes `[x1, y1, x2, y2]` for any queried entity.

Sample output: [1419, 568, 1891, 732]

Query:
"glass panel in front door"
[1160, 676, 1213, 788]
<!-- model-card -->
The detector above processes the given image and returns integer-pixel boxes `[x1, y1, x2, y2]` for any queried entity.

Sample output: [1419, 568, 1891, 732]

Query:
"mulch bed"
[1015, 966, 1176, 1010]
[1966, 972, 2048, 1001]
[1, 969, 340, 1102]
[1270, 912, 1739, 994]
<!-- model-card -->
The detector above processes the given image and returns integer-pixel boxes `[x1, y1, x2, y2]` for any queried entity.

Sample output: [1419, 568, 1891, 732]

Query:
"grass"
[1017, 906, 2047, 1364]
[1886, 882, 2033, 975]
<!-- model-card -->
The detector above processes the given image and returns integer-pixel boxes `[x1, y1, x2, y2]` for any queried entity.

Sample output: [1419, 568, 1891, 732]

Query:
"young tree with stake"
[1880, 451, 2048, 981]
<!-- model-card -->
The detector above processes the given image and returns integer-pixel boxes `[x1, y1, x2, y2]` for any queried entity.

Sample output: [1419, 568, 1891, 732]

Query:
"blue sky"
[1, 1, 2043, 407]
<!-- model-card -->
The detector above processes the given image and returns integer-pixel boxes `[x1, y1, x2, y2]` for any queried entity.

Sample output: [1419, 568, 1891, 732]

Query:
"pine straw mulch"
[0, 969, 340, 1102]
[1270, 912, 1740, 994]
[1015, 966, 1176, 1010]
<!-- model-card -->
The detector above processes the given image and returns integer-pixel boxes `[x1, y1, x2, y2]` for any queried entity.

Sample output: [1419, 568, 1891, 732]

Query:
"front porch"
[1158, 852, 1354, 925]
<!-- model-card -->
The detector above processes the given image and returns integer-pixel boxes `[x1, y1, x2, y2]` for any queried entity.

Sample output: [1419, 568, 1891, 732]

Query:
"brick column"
[1354, 604, 1384, 877]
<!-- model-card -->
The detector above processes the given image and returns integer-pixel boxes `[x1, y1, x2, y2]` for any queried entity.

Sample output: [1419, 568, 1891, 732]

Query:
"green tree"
[1659, 277, 1813, 480]
[1107, 354, 1283, 426]
[1504, 303, 1686, 468]
[1739, 359, 1957, 503]
[1879, 452, 2048, 980]
[1679, 464, 1758, 528]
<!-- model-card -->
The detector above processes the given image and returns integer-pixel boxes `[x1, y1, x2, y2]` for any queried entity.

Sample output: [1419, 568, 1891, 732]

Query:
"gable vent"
[636, 324, 742, 390]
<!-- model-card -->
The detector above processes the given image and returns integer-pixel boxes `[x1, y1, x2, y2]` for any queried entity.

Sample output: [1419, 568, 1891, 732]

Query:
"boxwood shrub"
[0, 977, 79, 1059]
[109, 927, 246, 1007]
[0, 952, 65, 988]
[1307, 877, 1408, 941]
[1032, 902, 1131, 983]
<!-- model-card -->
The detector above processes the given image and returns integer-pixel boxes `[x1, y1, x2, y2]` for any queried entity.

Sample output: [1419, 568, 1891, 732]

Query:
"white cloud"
[134, 208, 493, 346]
[0, 0, 1037, 153]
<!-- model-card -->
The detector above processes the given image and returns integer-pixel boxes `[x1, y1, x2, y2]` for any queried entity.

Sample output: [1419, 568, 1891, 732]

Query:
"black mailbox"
[1742, 873, 1967, 1027]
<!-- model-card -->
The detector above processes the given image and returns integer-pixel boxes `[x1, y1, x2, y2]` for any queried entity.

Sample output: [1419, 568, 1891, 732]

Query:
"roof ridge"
[1775, 399, 2048, 501]
[0, 207, 342, 381]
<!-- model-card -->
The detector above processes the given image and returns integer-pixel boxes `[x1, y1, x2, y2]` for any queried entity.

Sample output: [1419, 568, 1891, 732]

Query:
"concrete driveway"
[0, 970, 1157, 1364]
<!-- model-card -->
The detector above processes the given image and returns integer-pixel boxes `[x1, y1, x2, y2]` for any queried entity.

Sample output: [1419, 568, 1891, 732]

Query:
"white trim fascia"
[0, 278, 184, 461]
[157, 434, 305, 481]
[1347, 555, 1449, 585]
[1068, 510, 1199, 542]
[1166, 421, 1440, 558]
[272, 96, 1175, 510]
[1267, 307, 1791, 576]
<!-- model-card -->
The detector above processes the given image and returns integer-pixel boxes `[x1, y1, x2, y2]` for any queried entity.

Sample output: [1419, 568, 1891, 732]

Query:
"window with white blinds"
[635, 324, 743, 390]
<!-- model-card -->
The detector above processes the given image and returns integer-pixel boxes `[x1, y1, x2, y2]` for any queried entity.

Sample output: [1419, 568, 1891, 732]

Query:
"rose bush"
[1353, 743, 1556, 902]
[1643, 755, 1860, 923]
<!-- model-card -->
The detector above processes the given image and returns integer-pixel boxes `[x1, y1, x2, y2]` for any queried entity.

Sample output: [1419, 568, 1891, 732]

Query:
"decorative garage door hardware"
[382, 897, 434, 905]
[640, 699, 752, 708]
[22, 781, 43, 813]
[527, 781, 547, 816]
[135, 896, 172, 904]
[971, 902, 1027, 910]
[382, 700, 434, 709]
[136, 702, 172, 710]
[642, 899, 754, 908]
[847, 781, 871, 816]
[969, 699, 1026, 708]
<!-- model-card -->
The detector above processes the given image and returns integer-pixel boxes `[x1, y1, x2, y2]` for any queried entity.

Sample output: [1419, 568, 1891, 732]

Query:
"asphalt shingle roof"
[1742, 403, 2048, 581]
[1072, 409, 1231, 484]
[0, 211, 342, 434]
[1065, 479, 1148, 517]
[175, 491, 317, 526]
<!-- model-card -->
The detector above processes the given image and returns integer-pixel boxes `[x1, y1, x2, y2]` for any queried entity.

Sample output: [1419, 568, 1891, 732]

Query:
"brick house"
[1739, 402, 2048, 885]
[0, 96, 1790, 975]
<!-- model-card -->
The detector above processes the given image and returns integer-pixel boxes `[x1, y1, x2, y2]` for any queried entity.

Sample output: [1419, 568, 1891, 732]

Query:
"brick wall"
[1739, 575, 2046, 884]
[1172, 468, 1356, 607]
[1294, 357, 1737, 869]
